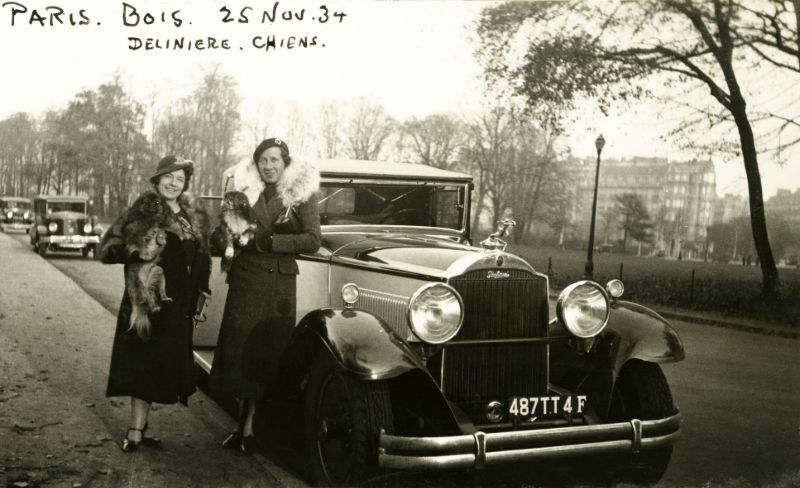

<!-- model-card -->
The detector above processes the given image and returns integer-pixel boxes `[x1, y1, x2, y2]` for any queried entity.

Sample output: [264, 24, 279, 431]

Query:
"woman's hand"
[254, 227, 274, 253]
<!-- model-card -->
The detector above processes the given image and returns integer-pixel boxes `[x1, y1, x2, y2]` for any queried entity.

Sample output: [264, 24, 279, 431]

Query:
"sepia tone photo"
[0, 1, 798, 487]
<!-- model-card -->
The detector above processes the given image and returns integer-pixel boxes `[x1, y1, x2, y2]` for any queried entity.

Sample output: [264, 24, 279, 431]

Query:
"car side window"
[319, 187, 357, 225]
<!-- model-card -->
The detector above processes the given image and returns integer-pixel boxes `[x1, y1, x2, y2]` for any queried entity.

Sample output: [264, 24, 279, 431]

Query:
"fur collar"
[225, 157, 320, 208]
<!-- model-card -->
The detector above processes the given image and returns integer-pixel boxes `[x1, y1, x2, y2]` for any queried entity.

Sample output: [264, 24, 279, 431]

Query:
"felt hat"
[149, 156, 194, 184]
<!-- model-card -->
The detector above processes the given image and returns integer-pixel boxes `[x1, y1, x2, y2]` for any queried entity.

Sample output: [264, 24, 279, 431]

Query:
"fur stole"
[223, 157, 320, 208]
[174, 193, 212, 254]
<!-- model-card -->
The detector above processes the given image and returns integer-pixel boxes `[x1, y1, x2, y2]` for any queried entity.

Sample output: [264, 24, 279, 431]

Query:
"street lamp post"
[584, 134, 606, 280]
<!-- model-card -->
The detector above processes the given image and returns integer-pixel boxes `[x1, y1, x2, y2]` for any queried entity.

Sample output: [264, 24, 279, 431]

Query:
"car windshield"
[47, 201, 86, 214]
[2, 199, 29, 210]
[317, 182, 466, 231]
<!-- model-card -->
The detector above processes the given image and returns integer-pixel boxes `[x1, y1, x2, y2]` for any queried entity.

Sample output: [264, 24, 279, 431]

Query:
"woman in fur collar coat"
[209, 138, 321, 454]
[100, 156, 212, 452]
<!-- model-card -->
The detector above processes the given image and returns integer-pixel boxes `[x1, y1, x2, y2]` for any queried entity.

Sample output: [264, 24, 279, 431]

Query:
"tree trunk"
[731, 104, 779, 296]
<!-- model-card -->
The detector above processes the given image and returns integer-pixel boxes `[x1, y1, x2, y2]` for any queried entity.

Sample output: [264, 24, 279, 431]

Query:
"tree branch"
[609, 44, 733, 109]
[746, 41, 800, 72]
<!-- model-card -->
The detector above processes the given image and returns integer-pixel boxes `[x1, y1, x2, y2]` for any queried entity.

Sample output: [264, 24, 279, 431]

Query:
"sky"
[1, 0, 798, 199]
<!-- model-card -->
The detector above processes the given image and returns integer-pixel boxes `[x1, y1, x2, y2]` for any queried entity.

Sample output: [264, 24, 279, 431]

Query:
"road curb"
[653, 310, 799, 340]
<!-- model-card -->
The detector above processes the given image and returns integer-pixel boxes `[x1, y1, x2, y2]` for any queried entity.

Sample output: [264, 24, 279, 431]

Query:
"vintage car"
[29, 195, 103, 258]
[193, 159, 684, 486]
[0, 196, 33, 232]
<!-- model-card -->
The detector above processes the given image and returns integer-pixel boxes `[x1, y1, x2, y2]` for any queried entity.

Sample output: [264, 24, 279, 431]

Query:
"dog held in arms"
[122, 191, 171, 338]
[218, 190, 257, 273]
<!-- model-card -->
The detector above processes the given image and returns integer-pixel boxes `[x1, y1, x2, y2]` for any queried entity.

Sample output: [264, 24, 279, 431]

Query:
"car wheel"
[93, 244, 103, 260]
[82, 247, 90, 258]
[37, 242, 48, 257]
[602, 360, 676, 486]
[304, 354, 393, 486]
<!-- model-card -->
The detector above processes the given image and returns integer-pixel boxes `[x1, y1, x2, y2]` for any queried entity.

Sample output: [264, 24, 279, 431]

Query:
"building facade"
[567, 156, 716, 257]
[713, 193, 748, 225]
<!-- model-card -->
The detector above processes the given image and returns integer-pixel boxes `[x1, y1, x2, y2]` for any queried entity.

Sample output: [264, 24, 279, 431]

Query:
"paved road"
[4, 231, 800, 487]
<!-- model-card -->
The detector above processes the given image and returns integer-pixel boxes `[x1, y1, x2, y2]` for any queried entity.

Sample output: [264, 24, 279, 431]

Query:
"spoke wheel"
[304, 354, 393, 486]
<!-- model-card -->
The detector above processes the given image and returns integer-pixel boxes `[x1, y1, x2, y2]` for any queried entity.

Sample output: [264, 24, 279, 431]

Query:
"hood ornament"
[480, 219, 516, 252]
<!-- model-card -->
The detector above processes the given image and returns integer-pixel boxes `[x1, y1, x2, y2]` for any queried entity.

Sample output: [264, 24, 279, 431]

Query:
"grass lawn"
[508, 244, 800, 327]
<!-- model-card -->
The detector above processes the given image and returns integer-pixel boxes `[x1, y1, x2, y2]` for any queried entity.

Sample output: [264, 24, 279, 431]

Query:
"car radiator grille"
[443, 269, 549, 402]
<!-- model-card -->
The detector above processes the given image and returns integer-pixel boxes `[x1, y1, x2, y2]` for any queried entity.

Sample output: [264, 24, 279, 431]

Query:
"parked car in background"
[193, 159, 685, 486]
[0, 196, 33, 232]
[29, 195, 103, 258]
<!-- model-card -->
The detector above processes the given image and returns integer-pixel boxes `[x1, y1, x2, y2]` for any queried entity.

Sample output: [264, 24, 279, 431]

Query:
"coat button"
[268, 267, 274, 273]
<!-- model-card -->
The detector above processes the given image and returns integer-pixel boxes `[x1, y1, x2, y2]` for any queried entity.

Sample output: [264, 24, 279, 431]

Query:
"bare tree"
[401, 114, 465, 170]
[462, 106, 516, 233]
[345, 98, 396, 160]
[153, 66, 241, 195]
[317, 99, 345, 158]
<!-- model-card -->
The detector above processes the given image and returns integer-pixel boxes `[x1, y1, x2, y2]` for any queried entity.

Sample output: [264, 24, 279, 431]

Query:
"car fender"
[550, 300, 684, 418]
[292, 308, 428, 380]
[604, 300, 685, 373]
[278, 308, 464, 434]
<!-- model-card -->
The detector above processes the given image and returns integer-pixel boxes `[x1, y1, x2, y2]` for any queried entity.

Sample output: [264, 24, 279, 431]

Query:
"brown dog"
[219, 191, 257, 273]
[123, 192, 171, 339]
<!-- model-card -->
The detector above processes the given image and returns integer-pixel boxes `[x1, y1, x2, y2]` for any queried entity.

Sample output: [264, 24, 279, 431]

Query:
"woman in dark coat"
[101, 156, 211, 452]
[209, 138, 321, 454]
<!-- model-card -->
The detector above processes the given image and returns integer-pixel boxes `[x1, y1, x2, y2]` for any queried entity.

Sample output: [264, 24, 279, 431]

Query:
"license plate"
[508, 395, 588, 418]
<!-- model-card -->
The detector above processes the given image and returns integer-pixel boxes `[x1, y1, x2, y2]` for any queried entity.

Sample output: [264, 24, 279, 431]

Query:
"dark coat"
[209, 184, 321, 400]
[101, 199, 211, 405]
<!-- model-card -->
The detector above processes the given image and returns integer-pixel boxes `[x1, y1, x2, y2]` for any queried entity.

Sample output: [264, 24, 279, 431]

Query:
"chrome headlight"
[606, 279, 624, 298]
[341, 283, 360, 308]
[556, 281, 610, 338]
[83, 223, 93, 233]
[407, 283, 463, 344]
[6, 211, 11, 219]
[23, 211, 30, 219]
[48, 222, 58, 233]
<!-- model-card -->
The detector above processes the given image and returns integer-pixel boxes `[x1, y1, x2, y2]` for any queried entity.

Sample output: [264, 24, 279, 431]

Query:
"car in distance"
[29, 195, 103, 258]
[193, 159, 685, 486]
[0, 196, 33, 232]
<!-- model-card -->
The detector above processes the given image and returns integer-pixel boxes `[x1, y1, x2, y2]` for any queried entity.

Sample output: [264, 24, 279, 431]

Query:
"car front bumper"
[42, 235, 100, 247]
[2, 222, 30, 231]
[379, 412, 681, 470]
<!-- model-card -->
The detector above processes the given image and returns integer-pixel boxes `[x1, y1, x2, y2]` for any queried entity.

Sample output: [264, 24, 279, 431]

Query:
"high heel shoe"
[141, 422, 162, 448]
[221, 431, 243, 449]
[121, 428, 142, 452]
[240, 435, 257, 455]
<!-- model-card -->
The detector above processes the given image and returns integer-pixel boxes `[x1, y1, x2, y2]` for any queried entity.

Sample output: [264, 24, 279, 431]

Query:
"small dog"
[219, 191, 257, 273]
[123, 191, 171, 339]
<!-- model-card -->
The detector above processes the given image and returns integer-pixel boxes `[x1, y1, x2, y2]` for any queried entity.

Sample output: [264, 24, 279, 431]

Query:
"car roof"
[314, 159, 472, 182]
[1, 196, 29, 202]
[34, 195, 89, 201]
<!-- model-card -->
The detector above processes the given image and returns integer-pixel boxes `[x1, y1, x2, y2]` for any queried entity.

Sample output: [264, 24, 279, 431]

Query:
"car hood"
[47, 211, 87, 220]
[325, 232, 536, 278]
